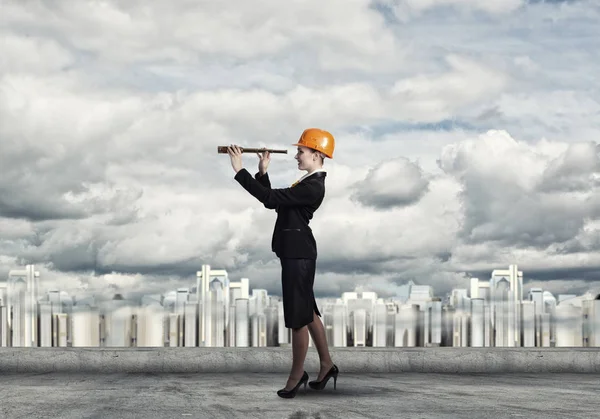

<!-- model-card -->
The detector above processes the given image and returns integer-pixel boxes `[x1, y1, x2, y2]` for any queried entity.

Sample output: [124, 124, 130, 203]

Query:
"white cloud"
[493, 91, 600, 135]
[3, 0, 402, 70]
[0, 33, 74, 74]
[389, 55, 509, 121]
[382, 0, 525, 21]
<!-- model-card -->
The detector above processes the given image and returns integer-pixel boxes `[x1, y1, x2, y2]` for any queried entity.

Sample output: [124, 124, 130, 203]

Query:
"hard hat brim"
[291, 143, 332, 158]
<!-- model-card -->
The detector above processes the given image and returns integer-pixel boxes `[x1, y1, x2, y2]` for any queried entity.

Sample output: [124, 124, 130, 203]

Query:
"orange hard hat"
[292, 128, 335, 159]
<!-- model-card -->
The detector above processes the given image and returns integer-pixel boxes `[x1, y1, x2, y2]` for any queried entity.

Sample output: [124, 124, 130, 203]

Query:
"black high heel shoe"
[277, 371, 309, 399]
[308, 364, 339, 390]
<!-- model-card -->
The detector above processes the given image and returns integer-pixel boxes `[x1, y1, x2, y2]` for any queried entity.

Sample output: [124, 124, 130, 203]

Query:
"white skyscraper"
[196, 265, 230, 347]
[71, 305, 100, 347]
[409, 286, 433, 302]
[38, 301, 53, 347]
[47, 290, 61, 311]
[341, 292, 358, 305]
[395, 304, 418, 347]
[361, 291, 378, 303]
[521, 300, 535, 347]
[251, 289, 268, 347]
[168, 313, 179, 347]
[385, 302, 397, 347]
[528, 288, 544, 346]
[175, 288, 189, 340]
[332, 299, 347, 347]
[555, 302, 582, 347]
[175, 288, 189, 312]
[540, 312, 551, 346]
[471, 298, 485, 347]
[372, 299, 387, 347]
[137, 300, 165, 347]
[0, 290, 7, 346]
[346, 292, 376, 346]
[583, 296, 600, 347]
[0, 281, 7, 345]
[235, 298, 249, 347]
[266, 304, 278, 347]
[55, 313, 68, 347]
[470, 277, 479, 299]
[320, 301, 335, 347]
[470, 278, 494, 346]
[7, 265, 40, 347]
[470, 278, 490, 302]
[490, 265, 523, 347]
[543, 291, 557, 346]
[229, 278, 249, 303]
[228, 278, 249, 347]
[441, 306, 454, 346]
[210, 282, 225, 347]
[228, 305, 236, 347]
[484, 302, 492, 347]
[277, 300, 290, 346]
[0, 305, 7, 347]
[558, 293, 596, 347]
[184, 301, 197, 347]
[252, 312, 267, 347]
[452, 310, 469, 347]
[252, 289, 268, 313]
[102, 295, 135, 347]
[408, 286, 433, 346]
[352, 308, 367, 347]
[448, 289, 470, 347]
[426, 299, 442, 347]
[528, 288, 544, 312]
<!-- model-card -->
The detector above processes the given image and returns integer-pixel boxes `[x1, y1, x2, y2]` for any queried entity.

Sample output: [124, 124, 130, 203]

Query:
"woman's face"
[295, 146, 314, 171]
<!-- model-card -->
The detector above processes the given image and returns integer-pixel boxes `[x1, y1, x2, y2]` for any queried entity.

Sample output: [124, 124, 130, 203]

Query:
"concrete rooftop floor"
[1, 372, 599, 419]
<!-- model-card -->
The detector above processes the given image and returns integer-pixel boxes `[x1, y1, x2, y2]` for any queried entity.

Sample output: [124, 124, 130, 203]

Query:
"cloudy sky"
[2, 0, 599, 303]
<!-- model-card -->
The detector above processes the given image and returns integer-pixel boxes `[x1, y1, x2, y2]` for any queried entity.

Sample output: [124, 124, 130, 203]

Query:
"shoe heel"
[333, 375, 337, 390]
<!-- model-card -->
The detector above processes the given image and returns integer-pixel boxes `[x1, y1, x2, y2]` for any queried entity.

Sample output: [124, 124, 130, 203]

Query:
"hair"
[311, 149, 326, 165]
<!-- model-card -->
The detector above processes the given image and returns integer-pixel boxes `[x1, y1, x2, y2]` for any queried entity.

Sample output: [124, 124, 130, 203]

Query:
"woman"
[227, 128, 339, 399]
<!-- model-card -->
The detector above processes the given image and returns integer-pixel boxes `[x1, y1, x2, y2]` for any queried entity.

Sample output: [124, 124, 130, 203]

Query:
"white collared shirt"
[292, 169, 327, 186]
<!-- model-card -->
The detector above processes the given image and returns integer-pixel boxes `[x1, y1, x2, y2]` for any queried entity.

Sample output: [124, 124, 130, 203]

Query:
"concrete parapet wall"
[1, 348, 599, 374]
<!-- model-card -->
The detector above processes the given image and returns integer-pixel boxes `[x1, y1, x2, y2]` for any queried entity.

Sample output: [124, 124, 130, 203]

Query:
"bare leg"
[307, 311, 334, 381]
[284, 325, 309, 390]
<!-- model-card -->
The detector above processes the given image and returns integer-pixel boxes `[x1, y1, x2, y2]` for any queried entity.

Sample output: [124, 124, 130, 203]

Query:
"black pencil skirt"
[280, 258, 322, 329]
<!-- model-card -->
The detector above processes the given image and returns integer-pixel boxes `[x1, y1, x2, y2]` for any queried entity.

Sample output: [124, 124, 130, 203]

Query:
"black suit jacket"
[233, 168, 327, 259]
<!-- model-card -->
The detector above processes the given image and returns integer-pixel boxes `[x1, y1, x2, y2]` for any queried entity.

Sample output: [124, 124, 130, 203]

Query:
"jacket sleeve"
[234, 168, 321, 207]
[254, 171, 271, 189]
[254, 171, 276, 210]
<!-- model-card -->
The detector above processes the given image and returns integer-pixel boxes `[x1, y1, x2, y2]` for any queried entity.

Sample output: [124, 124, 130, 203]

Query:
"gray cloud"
[0, 181, 142, 222]
[350, 157, 430, 209]
[438, 131, 600, 249]
[537, 142, 600, 193]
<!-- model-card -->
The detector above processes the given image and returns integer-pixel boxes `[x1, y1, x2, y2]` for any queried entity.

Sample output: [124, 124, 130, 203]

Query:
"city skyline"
[2, 263, 599, 348]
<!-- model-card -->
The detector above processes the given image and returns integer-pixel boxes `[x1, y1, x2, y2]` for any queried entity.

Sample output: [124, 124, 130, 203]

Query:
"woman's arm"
[235, 168, 321, 207]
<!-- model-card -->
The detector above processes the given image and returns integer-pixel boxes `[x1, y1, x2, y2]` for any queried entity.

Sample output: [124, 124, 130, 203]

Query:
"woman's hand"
[257, 148, 270, 175]
[227, 144, 243, 173]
